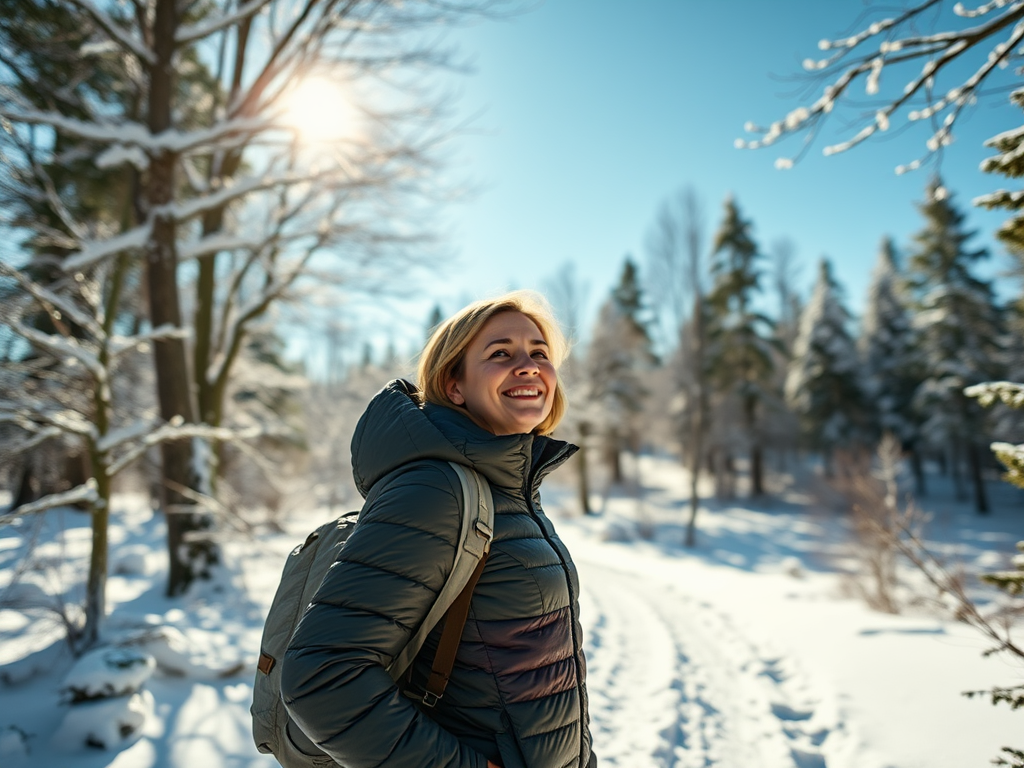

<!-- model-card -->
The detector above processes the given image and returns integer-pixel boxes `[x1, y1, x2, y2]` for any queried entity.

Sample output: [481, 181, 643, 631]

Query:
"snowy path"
[577, 560, 839, 768]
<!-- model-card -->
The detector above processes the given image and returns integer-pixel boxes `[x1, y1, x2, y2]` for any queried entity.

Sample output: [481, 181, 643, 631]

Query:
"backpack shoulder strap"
[386, 462, 494, 682]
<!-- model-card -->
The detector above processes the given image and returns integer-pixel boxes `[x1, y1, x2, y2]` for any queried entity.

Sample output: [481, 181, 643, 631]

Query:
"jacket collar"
[351, 379, 575, 498]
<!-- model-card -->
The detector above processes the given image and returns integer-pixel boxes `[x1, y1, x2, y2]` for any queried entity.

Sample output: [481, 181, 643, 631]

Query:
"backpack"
[251, 462, 494, 767]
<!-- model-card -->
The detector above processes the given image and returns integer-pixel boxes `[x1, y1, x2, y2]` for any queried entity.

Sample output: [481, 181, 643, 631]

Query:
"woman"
[281, 291, 596, 768]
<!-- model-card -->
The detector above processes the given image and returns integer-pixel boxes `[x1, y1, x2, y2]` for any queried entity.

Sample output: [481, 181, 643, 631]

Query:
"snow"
[52, 689, 154, 752]
[66, 0, 155, 65]
[64, 224, 151, 272]
[175, 0, 272, 45]
[96, 144, 150, 172]
[0, 480, 98, 524]
[61, 647, 155, 702]
[0, 460, 1021, 767]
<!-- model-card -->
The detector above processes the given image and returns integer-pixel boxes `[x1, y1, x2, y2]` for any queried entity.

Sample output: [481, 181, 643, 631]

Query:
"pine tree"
[706, 196, 775, 496]
[908, 179, 1003, 514]
[976, 89, 1024, 454]
[859, 237, 925, 489]
[587, 257, 657, 483]
[785, 259, 863, 468]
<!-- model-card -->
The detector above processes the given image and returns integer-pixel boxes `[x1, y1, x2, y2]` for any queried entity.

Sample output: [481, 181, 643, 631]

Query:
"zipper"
[522, 442, 587, 763]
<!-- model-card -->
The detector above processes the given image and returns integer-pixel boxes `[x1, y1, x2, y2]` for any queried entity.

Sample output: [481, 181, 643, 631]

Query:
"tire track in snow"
[577, 562, 836, 768]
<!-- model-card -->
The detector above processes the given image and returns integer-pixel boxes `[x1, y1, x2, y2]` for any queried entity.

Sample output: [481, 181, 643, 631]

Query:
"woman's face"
[445, 311, 557, 435]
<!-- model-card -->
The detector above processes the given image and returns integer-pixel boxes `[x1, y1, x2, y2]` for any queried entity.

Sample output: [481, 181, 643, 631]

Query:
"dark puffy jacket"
[281, 380, 595, 768]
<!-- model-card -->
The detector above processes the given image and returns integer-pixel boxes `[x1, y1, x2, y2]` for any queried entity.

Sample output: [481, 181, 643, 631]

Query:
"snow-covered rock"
[599, 517, 639, 543]
[112, 546, 152, 576]
[60, 647, 155, 703]
[52, 689, 153, 751]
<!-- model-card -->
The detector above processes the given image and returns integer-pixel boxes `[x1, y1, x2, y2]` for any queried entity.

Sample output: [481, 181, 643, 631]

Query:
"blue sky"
[342, 0, 1023, 362]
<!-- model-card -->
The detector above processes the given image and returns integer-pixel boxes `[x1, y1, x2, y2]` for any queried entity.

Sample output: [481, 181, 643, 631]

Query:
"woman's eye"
[490, 349, 510, 358]
[532, 350, 548, 359]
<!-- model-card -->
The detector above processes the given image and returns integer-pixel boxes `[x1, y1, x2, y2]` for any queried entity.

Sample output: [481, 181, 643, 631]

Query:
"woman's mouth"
[503, 387, 541, 399]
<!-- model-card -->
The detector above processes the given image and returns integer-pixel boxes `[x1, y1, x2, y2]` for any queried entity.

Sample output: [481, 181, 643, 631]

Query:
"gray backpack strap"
[386, 462, 494, 680]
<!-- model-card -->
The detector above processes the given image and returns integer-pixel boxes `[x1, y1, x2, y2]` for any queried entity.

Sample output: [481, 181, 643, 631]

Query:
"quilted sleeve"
[280, 461, 487, 768]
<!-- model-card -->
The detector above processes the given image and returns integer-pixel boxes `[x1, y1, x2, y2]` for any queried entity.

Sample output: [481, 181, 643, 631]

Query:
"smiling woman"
[280, 290, 597, 768]
[278, 76, 360, 144]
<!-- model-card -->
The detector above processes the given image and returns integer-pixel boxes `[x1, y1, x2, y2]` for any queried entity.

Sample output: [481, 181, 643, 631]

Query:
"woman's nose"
[513, 351, 539, 373]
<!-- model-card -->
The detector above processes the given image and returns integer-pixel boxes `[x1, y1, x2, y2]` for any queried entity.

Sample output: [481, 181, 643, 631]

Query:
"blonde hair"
[417, 290, 569, 436]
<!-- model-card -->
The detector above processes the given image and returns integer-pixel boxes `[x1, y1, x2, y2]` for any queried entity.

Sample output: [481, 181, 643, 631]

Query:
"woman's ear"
[446, 378, 465, 405]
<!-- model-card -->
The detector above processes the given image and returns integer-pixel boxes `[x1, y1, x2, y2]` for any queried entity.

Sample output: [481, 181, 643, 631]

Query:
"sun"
[280, 77, 359, 144]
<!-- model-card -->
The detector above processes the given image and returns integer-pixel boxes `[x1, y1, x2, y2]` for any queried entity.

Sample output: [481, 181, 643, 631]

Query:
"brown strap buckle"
[257, 652, 276, 675]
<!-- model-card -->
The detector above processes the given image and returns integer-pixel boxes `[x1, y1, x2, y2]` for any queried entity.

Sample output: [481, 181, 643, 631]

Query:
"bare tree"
[545, 262, 595, 514]
[769, 237, 802, 354]
[0, 260, 246, 650]
[0, 0, 520, 595]
[645, 188, 710, 546]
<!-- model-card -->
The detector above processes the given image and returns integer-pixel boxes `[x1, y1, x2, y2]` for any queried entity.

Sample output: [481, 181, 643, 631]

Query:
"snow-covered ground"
[0, 454, 1021, 768]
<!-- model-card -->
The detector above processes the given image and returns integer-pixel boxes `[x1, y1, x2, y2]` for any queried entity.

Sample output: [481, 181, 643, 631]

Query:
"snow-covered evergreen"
[706, 195, 775, 496]
[586, 258, 657, 484]
[908, 179, 1003, 512]
[786, 258, 863, 462]
[859, 237, 919, 444]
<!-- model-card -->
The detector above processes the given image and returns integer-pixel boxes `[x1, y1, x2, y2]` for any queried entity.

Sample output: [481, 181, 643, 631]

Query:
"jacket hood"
[350, 379, 575, 497]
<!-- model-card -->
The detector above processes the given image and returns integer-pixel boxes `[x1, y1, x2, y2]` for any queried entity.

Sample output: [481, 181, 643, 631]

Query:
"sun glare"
[281, 77, 358, 144]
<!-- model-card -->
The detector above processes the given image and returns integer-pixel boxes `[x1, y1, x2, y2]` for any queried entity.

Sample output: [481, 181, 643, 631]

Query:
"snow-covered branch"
[739, 1, 1024, 170]
[12, 323, 103, 381]
[0, 109, 272, 158]
[109, 324, 190, 361]
[63, 224, 151, 272]
[178, 234, 264, 262]
[965, 380, 1024, 408]
[63, 0, 155, 65]
[155, 171, 311, 224]
[106, 422, 260, 477]
[0, 262, 103, 339]
[1, 407, 99, 440]
[95, 417, 160, 453]
[1, 109, 151, 147]
[3, 425, 64, 454]
[175, 0, 273, 45]
[0, 480, 100, 525]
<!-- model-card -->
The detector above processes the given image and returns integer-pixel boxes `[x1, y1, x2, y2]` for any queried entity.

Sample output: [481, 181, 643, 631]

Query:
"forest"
[1, 1, 1023, 767]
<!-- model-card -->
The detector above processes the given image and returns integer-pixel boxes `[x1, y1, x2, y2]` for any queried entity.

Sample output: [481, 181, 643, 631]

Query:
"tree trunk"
[147, 0, 217, 597]
[577, 422, 593, 515]
[12, 463, 37, 510]
[950, 441, 966, 501]
[80, 255, 129, 651]
[685, 368, 707, 547]
[750, 444, 764, 497]
[684, 420, 703, 548]
[605, 430, 622, 485]
[969, 442, 990, 515]
[910, 444, 927, 497]
[745, 394, 764, 497]
[82, 443, 111, 651]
